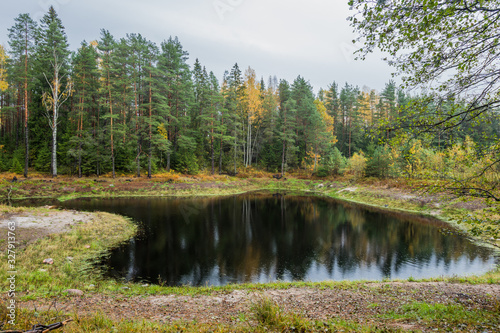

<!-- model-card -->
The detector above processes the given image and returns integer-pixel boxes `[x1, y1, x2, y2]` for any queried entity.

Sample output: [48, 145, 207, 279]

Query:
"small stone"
[43, 258, 54, 265]
[64, 289, 84, 296]
[141, 284, 149, 287]
[318, 184, 324, 188]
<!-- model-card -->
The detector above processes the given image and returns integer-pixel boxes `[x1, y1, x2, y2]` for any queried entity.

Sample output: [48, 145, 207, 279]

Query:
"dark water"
[59, 192, 497, 286]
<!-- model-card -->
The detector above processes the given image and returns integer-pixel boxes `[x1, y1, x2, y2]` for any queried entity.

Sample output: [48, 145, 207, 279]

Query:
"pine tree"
[69, 41, 99, 177]
[226, 63, 244, 174]
[324, 81, 341, 142]
[339, 83, 361, 157]
[378, 80, 397, 140]
[277, 79, 298, 175]
[144, 40, 159, 178]
[98, 29, 118, 178]
[157, 37, 193, 171]
[111, 37, 134, 172]
[7, 13, 38, 177]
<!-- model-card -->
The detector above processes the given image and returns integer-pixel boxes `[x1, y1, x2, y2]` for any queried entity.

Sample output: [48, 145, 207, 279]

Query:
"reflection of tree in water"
[63, 194, 496, 286]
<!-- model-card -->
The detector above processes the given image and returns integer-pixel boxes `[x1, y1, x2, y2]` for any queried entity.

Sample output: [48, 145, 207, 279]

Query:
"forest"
[0, 6, 499, 185]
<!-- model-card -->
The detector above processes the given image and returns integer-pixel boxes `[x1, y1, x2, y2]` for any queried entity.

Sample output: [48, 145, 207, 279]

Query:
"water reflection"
[60, 193, 497, 286]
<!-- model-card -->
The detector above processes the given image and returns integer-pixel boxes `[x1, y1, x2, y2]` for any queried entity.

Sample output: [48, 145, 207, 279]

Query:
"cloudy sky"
[0, 0, 393, 93]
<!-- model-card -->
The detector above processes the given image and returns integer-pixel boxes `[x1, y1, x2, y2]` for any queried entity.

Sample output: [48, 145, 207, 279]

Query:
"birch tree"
[37, 6, 71, 177]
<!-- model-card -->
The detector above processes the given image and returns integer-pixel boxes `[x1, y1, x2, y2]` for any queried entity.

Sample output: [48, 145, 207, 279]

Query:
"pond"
[59, 192, 497, 286]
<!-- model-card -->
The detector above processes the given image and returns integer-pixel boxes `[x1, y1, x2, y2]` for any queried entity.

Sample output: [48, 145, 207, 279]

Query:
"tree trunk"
[136, 140, 141, 178]
[108, 70, 115, 179]
[211, 135, 215, 175]
[24, 122, 28, 177]
[218, 116, 223, 174]
[51, 121, 57, 178]
[148, 141, 152, 178]
[51, 69, 58, 178]
[134, 66, 140, 178]
[147, 70, 152, 179]
[314, 144, 318, 172]
[234, 124, 237, 175]
[78, 142, 82, 178]
[281, 108, 287, 177]
[23, 32, 29, 178]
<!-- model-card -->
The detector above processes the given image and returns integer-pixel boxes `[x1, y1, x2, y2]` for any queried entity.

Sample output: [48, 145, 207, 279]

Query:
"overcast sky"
[0, 0, 393, 93]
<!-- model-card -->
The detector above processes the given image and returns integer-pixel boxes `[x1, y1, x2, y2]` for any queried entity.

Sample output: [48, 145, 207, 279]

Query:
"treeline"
[0, 7, 498, 179]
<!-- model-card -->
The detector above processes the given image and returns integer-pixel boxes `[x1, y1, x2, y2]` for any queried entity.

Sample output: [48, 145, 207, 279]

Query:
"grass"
[382, 301, 500, 331]
[0, 205, 137, 295]
[249, 296, 312, 331]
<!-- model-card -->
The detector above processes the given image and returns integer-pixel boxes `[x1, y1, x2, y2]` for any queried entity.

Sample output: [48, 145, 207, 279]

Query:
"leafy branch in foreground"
[349, 1, 500, 175]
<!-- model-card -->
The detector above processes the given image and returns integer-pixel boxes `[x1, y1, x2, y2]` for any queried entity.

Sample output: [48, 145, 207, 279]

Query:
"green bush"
[322, 147, 346, 175]
[315, 166, 330, 177]
[34, 146, 51, 172]
[0, 157, 7, 172]
[366, 146, 391, 178]
[10, 157, 23, 174]
[174, 151, 199, 175]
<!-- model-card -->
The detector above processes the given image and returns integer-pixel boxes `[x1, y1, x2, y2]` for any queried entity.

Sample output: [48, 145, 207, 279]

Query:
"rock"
[318, 184, 324, 188]
[42, 258, 54, 265]
[142, 283, 149, 287]
[64, 289, 84, 296]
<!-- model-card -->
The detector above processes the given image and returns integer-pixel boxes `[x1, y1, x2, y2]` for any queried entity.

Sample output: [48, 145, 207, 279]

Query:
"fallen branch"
[1, 319, 73, 333]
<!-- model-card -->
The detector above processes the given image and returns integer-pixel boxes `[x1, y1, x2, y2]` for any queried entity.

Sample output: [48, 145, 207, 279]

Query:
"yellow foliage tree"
[357, 91, 372, 125]
[314, 99, 334, 139]
[0, 45, 9, 92]
[346, 151, 367, 178]
[242, 67, 263, 167]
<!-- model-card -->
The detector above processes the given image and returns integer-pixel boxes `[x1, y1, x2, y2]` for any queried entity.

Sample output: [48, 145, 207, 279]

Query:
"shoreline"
[1, 176, 499, 332]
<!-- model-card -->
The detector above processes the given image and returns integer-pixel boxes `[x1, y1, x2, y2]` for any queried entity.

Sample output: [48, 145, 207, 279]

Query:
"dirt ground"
[20, 282, 500, 331]
[0, 207, 93, 249]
